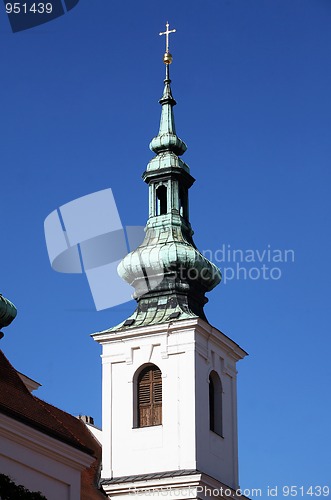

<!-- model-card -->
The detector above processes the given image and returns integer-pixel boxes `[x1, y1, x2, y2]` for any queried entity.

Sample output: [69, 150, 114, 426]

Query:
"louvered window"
[137, 365, 162, 427]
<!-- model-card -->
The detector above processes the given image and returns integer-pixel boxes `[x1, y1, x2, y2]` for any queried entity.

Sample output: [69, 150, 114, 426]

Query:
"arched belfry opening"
[156, 185, 167, 215]
[135, 364, 162, 428]
[209, 370, 223, 437]
[179, 186, 188, 219]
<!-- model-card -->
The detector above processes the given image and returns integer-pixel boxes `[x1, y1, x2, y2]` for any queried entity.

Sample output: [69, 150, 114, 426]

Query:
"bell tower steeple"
[147, 58, 190, 221]
[118, 24, 221, 325]
[146, 41, 191, 226]
[93, 25, 248, 500]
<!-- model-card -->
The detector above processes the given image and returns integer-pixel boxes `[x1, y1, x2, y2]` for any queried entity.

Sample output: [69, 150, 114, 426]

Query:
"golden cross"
[159, 22, 176, 53]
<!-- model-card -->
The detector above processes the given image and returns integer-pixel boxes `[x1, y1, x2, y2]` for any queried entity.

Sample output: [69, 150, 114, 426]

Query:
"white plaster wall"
[0, 454, 70, 500]
[101, 328, 197, 478]
[0, 431, 79, 500]
[97, 319, 246, 488]
[195, 329, 239, 489]
[86, 422, 102, 445]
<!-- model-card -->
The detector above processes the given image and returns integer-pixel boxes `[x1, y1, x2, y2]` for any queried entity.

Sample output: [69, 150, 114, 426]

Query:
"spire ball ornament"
[163, 52, 173, 64]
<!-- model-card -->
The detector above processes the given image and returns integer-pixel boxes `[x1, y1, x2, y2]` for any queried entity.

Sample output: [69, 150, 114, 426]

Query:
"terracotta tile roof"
[36, 400, 106, 499]
[0, 350, 105, 499]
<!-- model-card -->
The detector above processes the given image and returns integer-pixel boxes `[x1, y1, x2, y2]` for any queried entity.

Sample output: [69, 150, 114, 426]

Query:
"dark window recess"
[156, 185, 167, 215]
[179, 187, 187, 218]
[209, 371, 223, 436]
[209, 377, 215, 431]
[124, 319, 135, 326]
[138, 365, 162, 427]
[168, 311, 181, 320]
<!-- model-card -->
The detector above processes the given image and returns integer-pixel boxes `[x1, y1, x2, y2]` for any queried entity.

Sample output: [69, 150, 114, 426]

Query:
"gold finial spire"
[159, 21, 176, 64]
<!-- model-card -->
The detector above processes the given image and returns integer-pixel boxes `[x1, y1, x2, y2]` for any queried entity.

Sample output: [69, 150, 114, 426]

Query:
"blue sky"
[1, 0, 330, 496]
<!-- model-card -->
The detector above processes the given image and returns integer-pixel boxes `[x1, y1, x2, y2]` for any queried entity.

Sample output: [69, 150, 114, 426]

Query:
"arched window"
[209, 370, 223, 436]
[156, 185, 167, 215]
[137, 364, 162, 427]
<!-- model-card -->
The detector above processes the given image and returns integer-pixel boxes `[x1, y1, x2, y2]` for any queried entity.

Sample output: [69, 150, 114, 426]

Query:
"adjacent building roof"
[0, 350, 105, 499]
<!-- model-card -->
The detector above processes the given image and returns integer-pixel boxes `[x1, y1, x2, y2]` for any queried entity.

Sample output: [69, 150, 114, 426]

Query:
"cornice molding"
[94, 318, 247, 362]
[0, 413, 94, 470]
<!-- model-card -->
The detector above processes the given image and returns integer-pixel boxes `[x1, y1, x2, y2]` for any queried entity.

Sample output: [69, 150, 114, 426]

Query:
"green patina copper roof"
[106, 31, 221, 333]
[0, 295, 17, 329]
[149, 67, 187, 158]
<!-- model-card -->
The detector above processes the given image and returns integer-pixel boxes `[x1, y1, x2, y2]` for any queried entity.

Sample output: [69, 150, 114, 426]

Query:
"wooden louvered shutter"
[138, 365, 162, 427]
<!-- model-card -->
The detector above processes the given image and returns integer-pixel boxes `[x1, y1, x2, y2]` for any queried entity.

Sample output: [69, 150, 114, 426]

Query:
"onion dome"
[0, 294, 17, 330]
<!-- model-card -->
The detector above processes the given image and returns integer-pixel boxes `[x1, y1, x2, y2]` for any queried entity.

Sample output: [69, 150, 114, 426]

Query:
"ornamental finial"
[159, 21, 176, 65]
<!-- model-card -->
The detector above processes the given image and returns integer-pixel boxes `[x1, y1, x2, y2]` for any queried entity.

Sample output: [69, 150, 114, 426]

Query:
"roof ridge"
[0, 350, 31, 394]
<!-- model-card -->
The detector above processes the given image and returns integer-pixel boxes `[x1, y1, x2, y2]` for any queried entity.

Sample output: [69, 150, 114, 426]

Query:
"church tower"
[93, 24, 248, 499]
